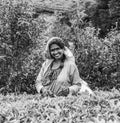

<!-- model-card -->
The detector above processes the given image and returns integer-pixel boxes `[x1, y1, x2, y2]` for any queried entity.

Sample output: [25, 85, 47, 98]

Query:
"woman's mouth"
[54, 54, 60, 57]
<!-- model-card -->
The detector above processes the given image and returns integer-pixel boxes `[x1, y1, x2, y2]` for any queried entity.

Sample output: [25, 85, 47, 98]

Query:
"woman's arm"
[68, 63, 82, 94]
[69, 63, 93, 95]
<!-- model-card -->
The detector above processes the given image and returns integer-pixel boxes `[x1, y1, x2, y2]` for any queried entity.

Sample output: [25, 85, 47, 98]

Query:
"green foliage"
[74, 28, 119, 90]
[1, 90, 120, 122]
[0, 0, 119, 94]
[84, 0, 120, 37]
[0, 0, 46, 94]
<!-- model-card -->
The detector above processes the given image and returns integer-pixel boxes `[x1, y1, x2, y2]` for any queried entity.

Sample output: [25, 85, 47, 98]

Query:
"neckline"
[50, 60, 64, 70]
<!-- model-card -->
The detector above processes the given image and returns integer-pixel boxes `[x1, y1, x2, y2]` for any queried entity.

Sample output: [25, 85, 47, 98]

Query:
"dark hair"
[48, 38, 65, 50]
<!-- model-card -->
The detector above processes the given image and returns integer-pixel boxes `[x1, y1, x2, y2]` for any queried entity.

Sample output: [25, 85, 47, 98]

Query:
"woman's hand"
[79, 84, 94, 95]
[40, 87, 48, 97]
[40, 87, 54, 97]
[57, 87, 70, 96]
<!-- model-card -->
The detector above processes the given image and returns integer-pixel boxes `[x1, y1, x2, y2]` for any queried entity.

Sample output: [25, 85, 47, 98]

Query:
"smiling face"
[50, 44, 64, 60]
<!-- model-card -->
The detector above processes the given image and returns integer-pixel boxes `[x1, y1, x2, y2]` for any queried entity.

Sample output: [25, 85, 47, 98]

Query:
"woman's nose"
[53, 50, 58, 54]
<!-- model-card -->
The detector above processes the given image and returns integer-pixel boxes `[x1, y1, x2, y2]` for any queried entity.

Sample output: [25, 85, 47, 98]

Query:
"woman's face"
[50, 44, 64, 60]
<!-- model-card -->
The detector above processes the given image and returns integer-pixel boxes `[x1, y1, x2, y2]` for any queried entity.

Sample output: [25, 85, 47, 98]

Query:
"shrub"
[74, 27, 119, 90]
[0, 0, 47, 94]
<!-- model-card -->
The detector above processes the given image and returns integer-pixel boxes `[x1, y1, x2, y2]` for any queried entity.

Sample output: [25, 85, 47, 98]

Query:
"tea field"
[0, 89, 120, 123]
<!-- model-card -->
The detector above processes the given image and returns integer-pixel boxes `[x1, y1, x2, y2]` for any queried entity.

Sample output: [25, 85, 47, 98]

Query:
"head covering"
[44, 37, 75, 62]
[48, 37, 65, 51]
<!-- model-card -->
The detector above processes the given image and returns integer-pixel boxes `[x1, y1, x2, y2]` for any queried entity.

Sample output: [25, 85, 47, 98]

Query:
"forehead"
[50, 44, 60, 50]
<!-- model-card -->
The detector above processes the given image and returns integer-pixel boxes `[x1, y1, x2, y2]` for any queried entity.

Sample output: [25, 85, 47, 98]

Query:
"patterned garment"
[41, 61, 64, 95]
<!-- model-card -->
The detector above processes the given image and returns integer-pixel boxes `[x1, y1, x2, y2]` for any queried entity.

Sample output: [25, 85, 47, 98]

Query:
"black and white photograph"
[0, 0, 119, 122]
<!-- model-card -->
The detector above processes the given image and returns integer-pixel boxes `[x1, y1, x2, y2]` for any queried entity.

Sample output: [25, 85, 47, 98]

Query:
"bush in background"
[74, 28, 119, 90]
[0, 0, 47, 94]
[0, 0, 119, 94]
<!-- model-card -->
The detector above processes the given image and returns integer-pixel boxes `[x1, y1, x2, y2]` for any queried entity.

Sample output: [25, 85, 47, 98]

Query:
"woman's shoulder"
[64, 59, 77, 68]
[42, 59, 53, 67]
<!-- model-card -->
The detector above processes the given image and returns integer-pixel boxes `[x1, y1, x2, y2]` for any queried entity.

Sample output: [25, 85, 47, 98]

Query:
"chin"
[54, 57, 61, 60]
[54, 56, 62, 60]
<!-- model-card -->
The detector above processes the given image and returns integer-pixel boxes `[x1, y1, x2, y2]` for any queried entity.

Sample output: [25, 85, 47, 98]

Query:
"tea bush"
[0, 89, 120, 123]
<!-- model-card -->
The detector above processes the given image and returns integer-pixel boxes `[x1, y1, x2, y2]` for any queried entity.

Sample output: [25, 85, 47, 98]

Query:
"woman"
[36, 37, 93, 97]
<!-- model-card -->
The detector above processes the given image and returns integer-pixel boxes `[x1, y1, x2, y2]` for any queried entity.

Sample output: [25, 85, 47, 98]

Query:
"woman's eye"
[51, 48, 60, 51]
[56, 48, 61, 50]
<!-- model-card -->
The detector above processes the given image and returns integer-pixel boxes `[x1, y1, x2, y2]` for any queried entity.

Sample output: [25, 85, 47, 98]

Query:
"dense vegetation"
[0, 0, 119, 94]
[0, 89, 120, 123]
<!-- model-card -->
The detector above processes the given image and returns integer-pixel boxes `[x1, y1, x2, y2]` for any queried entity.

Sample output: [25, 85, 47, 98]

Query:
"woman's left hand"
[79, 84, 94, 95]
[40, 87, 54, 97]
[57, 87, 70, 96]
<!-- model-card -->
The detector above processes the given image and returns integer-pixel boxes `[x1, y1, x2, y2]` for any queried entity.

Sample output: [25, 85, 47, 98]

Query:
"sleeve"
[35, 62, 46, 93]
[68, 63, 88, 94]
[69, 63, 87, 85]
[69, 63, 94, 95]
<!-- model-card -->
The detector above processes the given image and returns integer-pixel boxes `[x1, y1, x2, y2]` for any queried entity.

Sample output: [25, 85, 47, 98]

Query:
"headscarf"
[44, 37, 75, 62]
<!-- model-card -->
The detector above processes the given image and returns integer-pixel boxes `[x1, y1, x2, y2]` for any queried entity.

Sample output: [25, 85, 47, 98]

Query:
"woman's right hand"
[40, 87, 54, 97]
[57, 87, 70, 96]
[40, 87, 48, 97]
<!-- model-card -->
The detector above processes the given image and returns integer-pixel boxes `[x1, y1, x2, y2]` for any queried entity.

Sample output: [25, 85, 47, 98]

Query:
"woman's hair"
[48, 37, 65, 51]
